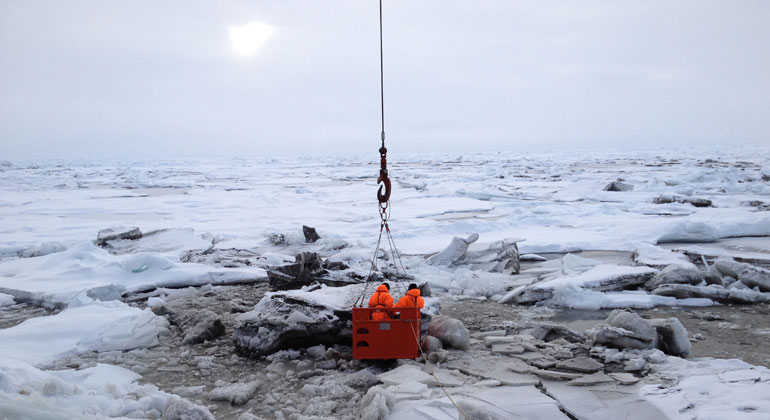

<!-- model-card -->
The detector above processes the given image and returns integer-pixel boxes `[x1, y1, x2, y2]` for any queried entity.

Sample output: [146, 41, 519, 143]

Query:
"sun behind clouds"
[228, 21, 274, 58]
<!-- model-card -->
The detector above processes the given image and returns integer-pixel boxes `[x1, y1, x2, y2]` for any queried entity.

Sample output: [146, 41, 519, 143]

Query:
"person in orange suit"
[368, 282, 394, 320]
[395, 283, 425, 311]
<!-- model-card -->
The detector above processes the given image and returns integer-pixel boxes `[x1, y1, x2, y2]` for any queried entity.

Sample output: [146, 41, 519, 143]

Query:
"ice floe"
[0, 241, 265, 307]
[0, 299, 168, 366]
[0, 359, 213, 419]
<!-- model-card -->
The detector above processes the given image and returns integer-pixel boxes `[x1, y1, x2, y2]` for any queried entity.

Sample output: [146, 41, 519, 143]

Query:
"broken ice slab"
[491, 321, 588, 344]
[431, 368, 470, 387]
[388, 385, 570, 420]
[484, 336, 516, 345]
[675, 245, 770, 266]
[516, 265, 657, 305]
[388, 381, 432, 401]
[472, 379, 502, 387]
[379, 364, 435, 386]
[464, 239, 523, 274]
[651, 283, 770, 304]
[0, 241, 266, 308]
[609, 372, 640, 385]
[495, 275, 539, 304]
[96, 226, 142, 246]
[543, 381, 668, 420]
[108, 228, 214, 257]
[531, 369, 583, 381]
[631, 244, 693, 269]
[426, 234, 479, 266]
[490, 343, 526, 355]
[653, 194, 712, 207]
[474, 329, 506, 338]
[445, 358, 539, 387]
[481, 367, 540, 386]
[507, 358, 533, 374]
[426, 234, 524, 274]
[717, 368, 770, 383]
[555, 357, 604, 373]
[567, 371, 614, 386]
[644, 264, 711, 290]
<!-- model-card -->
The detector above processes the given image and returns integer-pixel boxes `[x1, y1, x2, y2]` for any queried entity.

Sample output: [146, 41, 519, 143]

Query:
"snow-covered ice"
[0, 359, 213, 419]
[1, 147, 770, 419]
[0, 293, 14, 307]
[0, 299, 168, 366]
[0, 241, 265, 307]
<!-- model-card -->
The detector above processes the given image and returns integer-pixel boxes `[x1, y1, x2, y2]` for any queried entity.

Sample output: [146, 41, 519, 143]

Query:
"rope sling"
[354, 0, 409, 305]
[350, 3, 469, 418]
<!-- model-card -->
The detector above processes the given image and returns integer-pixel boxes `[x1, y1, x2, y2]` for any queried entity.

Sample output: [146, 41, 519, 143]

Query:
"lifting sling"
[352, 0, 419, 361]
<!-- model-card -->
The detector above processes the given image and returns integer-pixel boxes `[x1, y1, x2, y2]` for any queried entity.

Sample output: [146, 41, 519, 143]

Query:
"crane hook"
[377, 145, 391, 203]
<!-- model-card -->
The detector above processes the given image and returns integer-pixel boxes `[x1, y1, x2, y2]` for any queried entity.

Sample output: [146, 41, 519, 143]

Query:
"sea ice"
[631, 244, 694, 268]
[0, 241, 266, 307]
[0, 359, 213, 420]
[642, 358, 770, 419]
[0, 299, 168, 366]
[0, 292, 14, 307]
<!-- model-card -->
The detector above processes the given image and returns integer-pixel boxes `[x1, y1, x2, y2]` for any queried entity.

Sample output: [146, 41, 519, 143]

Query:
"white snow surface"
[1, 149, 769, 307]
[1, 149, 769, 259]
[1, 149, 770, 419]
[632, 244, 695, 268]
[0, 359, 212, 419]
[0, 241, 265, 306]
[0, 298, 168, 366]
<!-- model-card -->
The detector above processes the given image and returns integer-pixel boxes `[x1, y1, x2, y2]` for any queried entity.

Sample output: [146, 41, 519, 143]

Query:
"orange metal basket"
[352, 307, 421, 360]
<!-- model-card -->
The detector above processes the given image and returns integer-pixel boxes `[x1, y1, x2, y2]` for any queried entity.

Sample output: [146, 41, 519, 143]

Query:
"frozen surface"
[536, 265, 657, 290]
[551, 289, 716, 310]
[0, 293, 14, 307]
[641, 357, 770, 419]
[386, 376, 569, 420]
[1, 149, 769, 308]
[0, 299, 168, 366]
[2, 149, 769, 259]
[632, 244, 694, 268]
[1, 148, 770, 418]
[0, 241, 265, 306]
[0, 359, 213, 419]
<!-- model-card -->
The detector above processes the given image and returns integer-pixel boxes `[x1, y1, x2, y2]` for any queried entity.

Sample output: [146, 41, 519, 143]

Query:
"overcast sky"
[1, 1, 768, 160]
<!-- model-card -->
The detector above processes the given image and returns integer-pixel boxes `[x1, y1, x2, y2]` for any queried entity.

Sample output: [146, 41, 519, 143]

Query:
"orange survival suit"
[395, 288, 425, 310]
[368, 284, 394, 320]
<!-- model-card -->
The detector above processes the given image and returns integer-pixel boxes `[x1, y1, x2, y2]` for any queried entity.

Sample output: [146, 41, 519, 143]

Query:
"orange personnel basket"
[352, 307, 421, 360]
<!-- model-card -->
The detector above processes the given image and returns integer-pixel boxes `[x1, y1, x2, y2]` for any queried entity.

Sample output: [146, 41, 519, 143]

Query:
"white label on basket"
[379, 323, 390, 331]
